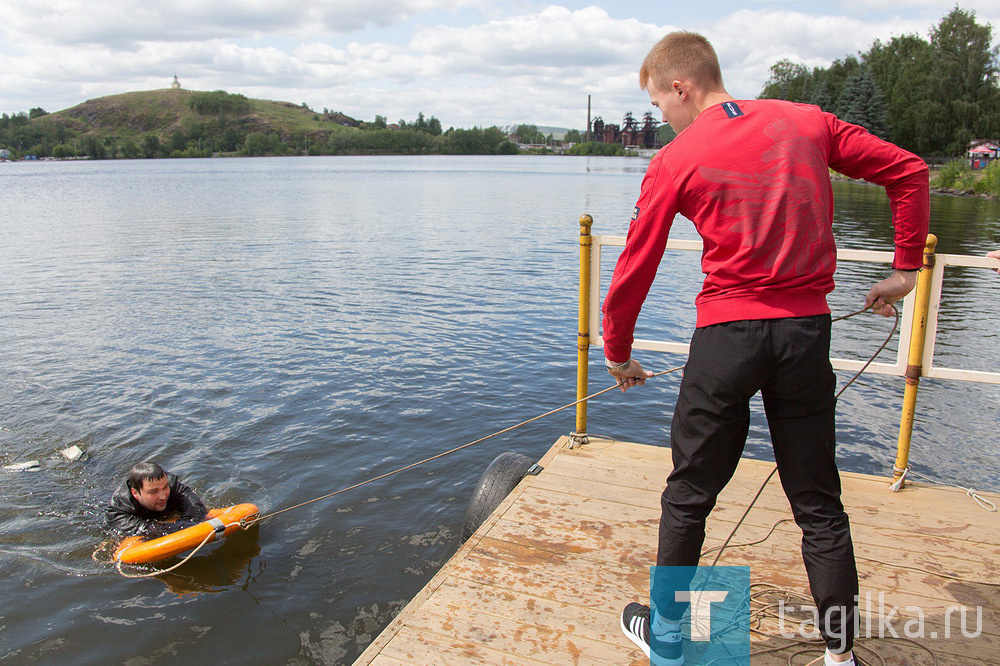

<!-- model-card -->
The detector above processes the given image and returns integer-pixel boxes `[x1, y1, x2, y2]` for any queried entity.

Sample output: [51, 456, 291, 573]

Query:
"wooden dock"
[355, 436, 999, 665]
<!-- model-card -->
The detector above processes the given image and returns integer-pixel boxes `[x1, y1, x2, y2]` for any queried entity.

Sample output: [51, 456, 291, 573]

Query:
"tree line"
[758, 6, 999, 156]
[0, 105, 527, 159]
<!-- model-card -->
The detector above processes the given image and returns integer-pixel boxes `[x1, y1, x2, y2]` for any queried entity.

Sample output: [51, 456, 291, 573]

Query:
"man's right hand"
[865, 270, 918, 316]
[607, 358, 654, 392]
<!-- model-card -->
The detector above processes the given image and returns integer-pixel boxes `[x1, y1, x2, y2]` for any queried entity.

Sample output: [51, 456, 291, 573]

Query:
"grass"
[38, 88, 359, 141]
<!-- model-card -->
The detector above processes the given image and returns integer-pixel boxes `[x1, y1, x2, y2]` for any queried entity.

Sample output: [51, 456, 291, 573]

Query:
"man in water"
[605, 32, 928, 666]
[106, 461, 207, 537]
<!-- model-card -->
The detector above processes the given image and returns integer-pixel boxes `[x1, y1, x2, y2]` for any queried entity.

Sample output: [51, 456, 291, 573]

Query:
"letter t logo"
[676, 591, 729, 641]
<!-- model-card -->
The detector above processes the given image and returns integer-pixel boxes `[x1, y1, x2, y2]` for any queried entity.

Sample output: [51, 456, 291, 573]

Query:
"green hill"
[48, 88, 358, 136]
[9, 88, 361, 158]
[2, 88, 523, 158]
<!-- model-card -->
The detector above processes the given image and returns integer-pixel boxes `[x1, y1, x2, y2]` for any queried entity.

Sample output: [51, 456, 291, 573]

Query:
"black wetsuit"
[105, 473, 207, 537]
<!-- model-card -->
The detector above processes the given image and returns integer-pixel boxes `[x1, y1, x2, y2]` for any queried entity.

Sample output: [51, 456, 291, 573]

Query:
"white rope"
[888, 466, 908, 493]
[904, 467, 997, 512]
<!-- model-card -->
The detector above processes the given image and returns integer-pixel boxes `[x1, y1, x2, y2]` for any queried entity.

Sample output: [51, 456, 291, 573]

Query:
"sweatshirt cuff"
[892, 245, 924, 271]
[603, 344, 631, 365]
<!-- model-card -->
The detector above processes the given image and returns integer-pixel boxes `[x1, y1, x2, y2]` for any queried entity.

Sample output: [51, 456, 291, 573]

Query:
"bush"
[973, 160, 1000, 197]
[241, 132, 277, 156]
[170, 146, 211, 158]
[567, 141, 626, 156]
[52, 144, 75, 158]
[326, 129, 434, 154]
[496, 141, 519, 155]
[189, 90, 251, 116]
[932, 159, 976, 191]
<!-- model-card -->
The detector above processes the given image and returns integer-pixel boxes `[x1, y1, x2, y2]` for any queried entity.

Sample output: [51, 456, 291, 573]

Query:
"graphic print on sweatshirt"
[696, 118, 834, 281]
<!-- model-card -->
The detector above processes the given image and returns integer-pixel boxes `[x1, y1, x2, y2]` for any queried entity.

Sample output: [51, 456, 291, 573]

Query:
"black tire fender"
[460, 452, 536, 543]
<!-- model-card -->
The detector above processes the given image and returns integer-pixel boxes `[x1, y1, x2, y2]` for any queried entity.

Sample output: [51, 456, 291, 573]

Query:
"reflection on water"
[0, 157, 997, 664]
[148, 527, 262, 597]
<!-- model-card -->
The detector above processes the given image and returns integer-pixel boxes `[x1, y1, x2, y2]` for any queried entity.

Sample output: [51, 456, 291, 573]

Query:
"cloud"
[832, 0, 1000, 22]
[410, 6, 662, 71]
[1, 3, 995, 128]
[0, 0, 482, 47]
[705, 10, 931, 99]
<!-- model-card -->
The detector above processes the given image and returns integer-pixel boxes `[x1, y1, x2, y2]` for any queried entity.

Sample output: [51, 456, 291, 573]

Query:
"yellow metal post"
[574, 214, 594, 446]
[893, 234, 937, 488]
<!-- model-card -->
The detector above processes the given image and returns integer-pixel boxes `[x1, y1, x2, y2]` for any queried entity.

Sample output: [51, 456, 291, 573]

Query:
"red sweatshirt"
[602, 99, 929, 364]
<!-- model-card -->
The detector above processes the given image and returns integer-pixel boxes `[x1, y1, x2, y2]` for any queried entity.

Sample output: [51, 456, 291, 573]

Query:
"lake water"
[1, 156, 998, 664]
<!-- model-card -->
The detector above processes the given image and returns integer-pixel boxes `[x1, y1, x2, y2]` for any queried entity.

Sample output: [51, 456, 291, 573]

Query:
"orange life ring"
[114, 503, 259, 564]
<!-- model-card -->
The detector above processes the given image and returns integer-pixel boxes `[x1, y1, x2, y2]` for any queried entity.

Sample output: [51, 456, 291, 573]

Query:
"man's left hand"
[865, 270, 918, 317]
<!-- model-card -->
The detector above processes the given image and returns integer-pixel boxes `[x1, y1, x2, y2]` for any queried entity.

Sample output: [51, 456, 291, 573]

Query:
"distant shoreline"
[830, 169, 997, 200]
[10, 153, 995, 200]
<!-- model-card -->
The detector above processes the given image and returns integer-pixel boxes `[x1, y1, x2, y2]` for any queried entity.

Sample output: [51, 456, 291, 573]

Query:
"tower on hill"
[171, 75, 181, 90]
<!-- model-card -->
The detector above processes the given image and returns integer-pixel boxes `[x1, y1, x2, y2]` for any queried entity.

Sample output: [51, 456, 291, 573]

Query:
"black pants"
[655, 315, 857, 653]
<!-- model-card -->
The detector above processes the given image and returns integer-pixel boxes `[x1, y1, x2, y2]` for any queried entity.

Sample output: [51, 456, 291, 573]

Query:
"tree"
[221, 127, 242, 152]
[657, 123, 677, 146]
[497, 140, 519, 154]
[51, 144, 75, 158]
[142, 134, 161, 158]
[241, 132, 276, 156]
[563, 129, 583, 143]
[760, 59, 811, 102]
[79, 134, 106, 159]
[567, 141, 626, 156]
[927, 6, 1000, 154]
[758, 7, 1000, 155]
[121, 138, 140, 159]
[28, 107, 48, 119]
[837, 68, 890, 139]
[862, 34, 935, 150]
[513, 124, 544, 144]
[443, 126, 509, 154]
[168, 128, 187, 153]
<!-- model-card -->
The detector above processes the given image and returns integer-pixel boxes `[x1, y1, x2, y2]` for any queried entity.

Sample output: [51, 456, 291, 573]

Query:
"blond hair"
[639, 31, 723, 91]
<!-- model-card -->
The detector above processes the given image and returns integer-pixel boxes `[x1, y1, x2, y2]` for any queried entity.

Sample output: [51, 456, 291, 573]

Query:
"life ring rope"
[114, 518, 241, 578]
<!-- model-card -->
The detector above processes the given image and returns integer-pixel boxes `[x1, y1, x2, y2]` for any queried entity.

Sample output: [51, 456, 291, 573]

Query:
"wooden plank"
[483, 506, 1000, 627]
[366, 655, 410, 666]
[378, 626, 554, 666]
[419, 578, 626, 646]
[358, 437, 998, 665]
[407, 603, 627, 664]
[442, 535, 998, 662]
[537, 466, 999, 549]
[510, 486, 1000, 574]
[572, 439, 999, 519]
[446, 536, 647, 608]
[539, 451, 999, 543]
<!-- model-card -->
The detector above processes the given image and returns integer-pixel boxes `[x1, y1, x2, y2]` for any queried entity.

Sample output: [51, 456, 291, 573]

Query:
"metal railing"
[576, 215, 1000, 486]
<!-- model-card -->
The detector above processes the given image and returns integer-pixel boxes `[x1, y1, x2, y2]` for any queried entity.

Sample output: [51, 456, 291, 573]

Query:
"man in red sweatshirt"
[608, 32, 929, 666]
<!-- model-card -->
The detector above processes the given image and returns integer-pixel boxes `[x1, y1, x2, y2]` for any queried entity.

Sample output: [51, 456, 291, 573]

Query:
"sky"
[1, 1, 998, 130]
